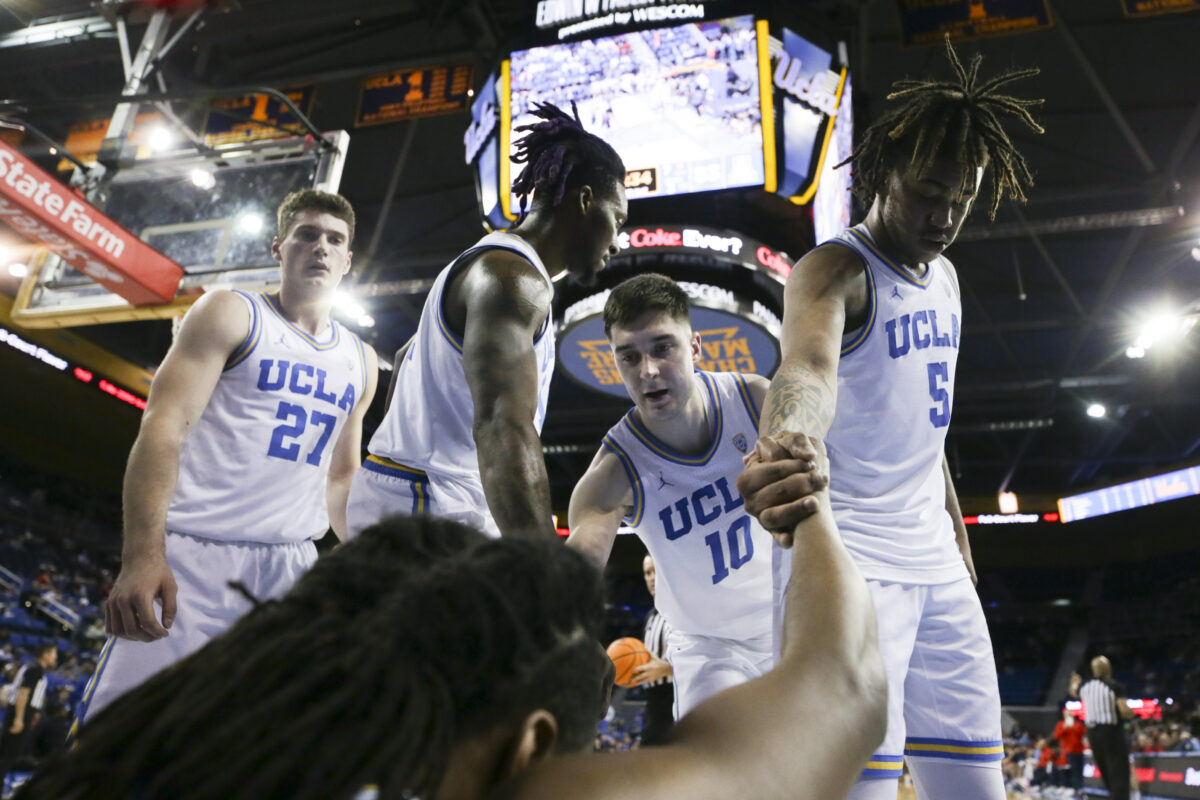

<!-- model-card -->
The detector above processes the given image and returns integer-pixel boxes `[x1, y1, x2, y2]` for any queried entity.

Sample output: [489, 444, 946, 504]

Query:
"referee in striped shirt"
[633, 555, 674, 745]
[1070, 656, 1134, 800]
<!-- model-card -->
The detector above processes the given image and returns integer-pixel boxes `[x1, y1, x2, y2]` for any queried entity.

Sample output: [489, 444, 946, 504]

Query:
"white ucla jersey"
[604, 371, 773, 640]
[166, 291, 368, 544]
[824, 224, 969, 584]
[368, 232, 555, 487]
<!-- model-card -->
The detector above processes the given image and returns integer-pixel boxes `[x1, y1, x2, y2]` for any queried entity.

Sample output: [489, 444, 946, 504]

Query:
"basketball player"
[746, 37, 1043, 800]
[24, 448, 886, 800]
[345, 103, 626, 539]
[567, 274, 824, 719]
[75, 189, 377, 727]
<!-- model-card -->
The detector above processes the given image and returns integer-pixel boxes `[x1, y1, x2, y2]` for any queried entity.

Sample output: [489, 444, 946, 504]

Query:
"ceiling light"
[1087, 403, 1106, 418]
[147, 126, 174, 152]
[1125, 345, 1145, 359]
[998, 491, 1019, 514]
[237, 213, 263, 234]
[8, 263, 27, 278]
[190, 169, 216, 189]
[356, 314, 375, 328]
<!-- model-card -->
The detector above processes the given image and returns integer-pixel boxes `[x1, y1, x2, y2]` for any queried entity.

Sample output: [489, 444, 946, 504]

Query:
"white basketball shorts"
[855, 576, 1004, 784]
[667, 629, 774, 721]
[73, 531, 316, 730]
[346, 455, 500, 539]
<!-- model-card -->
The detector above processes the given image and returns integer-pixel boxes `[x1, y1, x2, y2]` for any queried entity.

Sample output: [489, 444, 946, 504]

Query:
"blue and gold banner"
[203, 86, 315, 146]
[357, 64, 474, 126]
[896, 0, 1052, 46]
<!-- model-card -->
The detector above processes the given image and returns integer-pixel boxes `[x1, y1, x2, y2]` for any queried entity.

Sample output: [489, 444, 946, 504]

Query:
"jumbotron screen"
[509, 14, 764, 200]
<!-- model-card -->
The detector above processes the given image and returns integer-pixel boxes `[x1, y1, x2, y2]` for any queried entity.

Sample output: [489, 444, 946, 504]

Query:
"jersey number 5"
[704, 516, 754, 585]
[927, 362, 951, 428]
[267, 401, 337, 466]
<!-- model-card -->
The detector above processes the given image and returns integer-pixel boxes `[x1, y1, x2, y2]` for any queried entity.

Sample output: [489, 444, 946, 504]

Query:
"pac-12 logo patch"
[733, 433, 748, 453]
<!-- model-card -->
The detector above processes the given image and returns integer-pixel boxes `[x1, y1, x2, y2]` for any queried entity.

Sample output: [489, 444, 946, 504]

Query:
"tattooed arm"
[747, 246, 869, 541]
[759, 245, 869, 440]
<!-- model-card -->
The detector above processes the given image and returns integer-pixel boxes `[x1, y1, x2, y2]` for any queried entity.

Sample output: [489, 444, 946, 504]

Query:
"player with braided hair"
[21, 447, 886, 800]
[748, 35, 1044, 800]
[347, 102, 627, 539]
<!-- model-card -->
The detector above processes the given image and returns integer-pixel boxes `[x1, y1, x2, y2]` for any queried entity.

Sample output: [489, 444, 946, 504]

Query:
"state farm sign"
[0, 140, 182, 305]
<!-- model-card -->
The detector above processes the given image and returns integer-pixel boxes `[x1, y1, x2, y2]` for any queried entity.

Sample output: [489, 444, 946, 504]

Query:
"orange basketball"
[606, 636, 651, 687]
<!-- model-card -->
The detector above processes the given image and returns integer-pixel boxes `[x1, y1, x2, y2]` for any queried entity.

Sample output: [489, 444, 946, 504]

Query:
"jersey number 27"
[267, 401, 337, 466]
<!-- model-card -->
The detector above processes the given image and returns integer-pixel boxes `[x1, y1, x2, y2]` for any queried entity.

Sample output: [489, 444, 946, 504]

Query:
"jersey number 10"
[704, 516, 755, 585]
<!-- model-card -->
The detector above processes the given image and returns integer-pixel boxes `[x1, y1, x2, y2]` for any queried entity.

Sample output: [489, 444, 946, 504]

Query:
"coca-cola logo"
[756, 246, 792, 278]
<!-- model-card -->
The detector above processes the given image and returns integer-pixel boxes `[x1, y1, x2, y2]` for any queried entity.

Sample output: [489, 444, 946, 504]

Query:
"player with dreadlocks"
[746, 35, 1043, 800]
[22, 445, 886, 800]
[346, 102, 627, 539]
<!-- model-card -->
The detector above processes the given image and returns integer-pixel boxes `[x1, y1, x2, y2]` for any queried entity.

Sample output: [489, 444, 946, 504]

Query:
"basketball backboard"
[10, 129, 349, 328]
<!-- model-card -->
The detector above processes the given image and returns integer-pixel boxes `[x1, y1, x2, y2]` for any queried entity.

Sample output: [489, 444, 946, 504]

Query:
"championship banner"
[896, 0, 1052, 46]
[357, 64, 474, 126]
[0, 139, 183, 305]
[203, 86, 315, 146]
[558, 282, 781, 397]
[1121, 0, 1200, 16]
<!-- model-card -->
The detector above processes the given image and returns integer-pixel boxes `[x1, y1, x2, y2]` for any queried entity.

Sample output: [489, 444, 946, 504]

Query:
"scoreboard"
[465, 5, 853, 234]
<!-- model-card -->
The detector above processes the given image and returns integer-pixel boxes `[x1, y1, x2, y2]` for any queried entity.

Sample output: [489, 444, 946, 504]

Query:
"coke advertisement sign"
[0, 139, 182, 305]
[613, 223, 793, 283]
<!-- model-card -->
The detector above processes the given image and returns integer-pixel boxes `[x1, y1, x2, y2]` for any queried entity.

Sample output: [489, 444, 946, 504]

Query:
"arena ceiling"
[0, 0, 1197, 516]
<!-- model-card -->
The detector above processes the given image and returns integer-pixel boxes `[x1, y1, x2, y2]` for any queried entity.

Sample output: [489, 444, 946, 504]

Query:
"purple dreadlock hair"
[510, 102, 625, 222]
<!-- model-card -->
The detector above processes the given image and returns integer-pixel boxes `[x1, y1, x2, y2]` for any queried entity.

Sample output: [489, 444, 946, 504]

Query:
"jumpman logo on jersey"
[656, 471, 674, 489]
[891, 286, 903, 301]
[273, 331, 289, 348]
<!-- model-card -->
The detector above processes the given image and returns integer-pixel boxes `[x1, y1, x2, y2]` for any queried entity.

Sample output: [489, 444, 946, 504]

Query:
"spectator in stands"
[1176, 726, 1199, 753]
[1054, 706, 1086, 796]
[1001, 742, 1030, 795]
[1032, 736, 1054, 789]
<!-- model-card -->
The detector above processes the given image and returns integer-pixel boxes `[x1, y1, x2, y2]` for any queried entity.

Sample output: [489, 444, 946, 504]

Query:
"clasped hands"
[736, 432, 829, 548]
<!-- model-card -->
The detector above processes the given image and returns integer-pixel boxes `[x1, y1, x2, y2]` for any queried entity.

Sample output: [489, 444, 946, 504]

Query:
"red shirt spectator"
[1055, 715, 1087, 756]
[1037, 745, 1055, 769]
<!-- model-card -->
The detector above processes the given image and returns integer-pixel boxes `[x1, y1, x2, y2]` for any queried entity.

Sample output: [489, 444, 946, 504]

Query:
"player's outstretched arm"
[752, 246, 865, 541]
[759, 245, 864, 441]
[499, 443, 887, 800]
[566, 447, 634, 570]
[111, 291, 250, 642]
[460, 251, 556, 539]
[326, 343, 378, 541]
